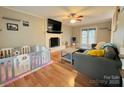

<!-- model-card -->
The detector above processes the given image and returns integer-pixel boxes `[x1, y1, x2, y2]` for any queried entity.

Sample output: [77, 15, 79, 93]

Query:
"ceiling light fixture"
[70, 19, 76, 23]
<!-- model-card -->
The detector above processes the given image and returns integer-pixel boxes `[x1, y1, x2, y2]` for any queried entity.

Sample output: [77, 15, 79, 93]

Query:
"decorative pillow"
[95, 42, 106, 49]
[104, 47, 117, 59]
[83, 50, 89, 54]
[87, 49, 105, 57]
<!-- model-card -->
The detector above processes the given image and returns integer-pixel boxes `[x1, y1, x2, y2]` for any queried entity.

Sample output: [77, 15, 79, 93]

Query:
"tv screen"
[47, 19, 62, 33]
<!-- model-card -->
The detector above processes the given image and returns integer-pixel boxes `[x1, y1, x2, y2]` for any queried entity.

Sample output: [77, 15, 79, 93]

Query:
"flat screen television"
[47, 19, 62, 34]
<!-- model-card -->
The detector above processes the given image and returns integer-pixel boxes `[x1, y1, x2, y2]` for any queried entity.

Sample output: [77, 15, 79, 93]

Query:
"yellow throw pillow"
[87, 49, 105, 57]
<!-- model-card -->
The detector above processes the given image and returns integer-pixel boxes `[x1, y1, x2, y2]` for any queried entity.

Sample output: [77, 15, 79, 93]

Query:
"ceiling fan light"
[70, 19, 76, 23]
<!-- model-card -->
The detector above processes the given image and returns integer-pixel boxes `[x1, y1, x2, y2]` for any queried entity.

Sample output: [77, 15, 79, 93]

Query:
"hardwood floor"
[5, 51, 94, 87]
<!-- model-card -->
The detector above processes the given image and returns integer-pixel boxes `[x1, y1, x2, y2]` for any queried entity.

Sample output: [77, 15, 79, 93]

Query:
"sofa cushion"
[104, 47, 117, 59]
[95, 42, 106, 49]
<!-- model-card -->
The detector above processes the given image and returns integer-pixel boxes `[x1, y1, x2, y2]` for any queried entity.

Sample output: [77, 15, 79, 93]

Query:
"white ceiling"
[4, 6, 114, 26]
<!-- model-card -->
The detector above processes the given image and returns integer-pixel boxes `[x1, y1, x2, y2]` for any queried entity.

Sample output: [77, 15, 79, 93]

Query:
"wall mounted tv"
[47, 19, 62, 34]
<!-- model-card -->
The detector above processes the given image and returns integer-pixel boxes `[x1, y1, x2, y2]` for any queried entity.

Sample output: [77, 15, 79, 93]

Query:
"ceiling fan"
[67, 13, 84, 23]
[49, 7, 90, 24]
[61, 13, 84, 23]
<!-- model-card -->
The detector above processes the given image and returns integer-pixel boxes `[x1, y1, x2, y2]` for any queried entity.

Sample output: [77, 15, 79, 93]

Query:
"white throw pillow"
[95, 42, 106, 49]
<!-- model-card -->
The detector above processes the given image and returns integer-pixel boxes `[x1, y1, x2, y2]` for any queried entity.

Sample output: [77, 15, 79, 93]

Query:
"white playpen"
[0, 46, 51, 86]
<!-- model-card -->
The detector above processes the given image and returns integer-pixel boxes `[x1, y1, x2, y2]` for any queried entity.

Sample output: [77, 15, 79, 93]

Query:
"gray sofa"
[73, 48, 122, 87]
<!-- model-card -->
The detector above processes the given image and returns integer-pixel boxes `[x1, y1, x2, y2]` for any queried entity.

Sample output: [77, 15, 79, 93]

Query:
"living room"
[0, 6, 124, 87]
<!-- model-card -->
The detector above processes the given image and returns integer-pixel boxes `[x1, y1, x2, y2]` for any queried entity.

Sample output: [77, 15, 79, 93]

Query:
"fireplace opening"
[50, 37, 60, 48]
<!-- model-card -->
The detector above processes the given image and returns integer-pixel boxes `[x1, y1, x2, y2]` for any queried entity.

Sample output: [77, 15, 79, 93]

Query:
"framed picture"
[7, 23, 18, 31]
[22, 20, 29, 27]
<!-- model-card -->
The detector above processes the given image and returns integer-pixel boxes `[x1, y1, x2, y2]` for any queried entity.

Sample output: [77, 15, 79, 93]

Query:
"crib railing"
[0, 57, 14, 84]
[0, 50, 51, 85]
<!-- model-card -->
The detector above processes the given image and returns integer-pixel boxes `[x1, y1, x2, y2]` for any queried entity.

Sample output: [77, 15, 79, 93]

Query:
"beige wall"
[0, 7, 46, 48]
[72, 27, 81, 47]
[112, 9, 124, 49]
[61, 24, 72, 46]
[72, 22, 111, 47]
[96, 23, 111, 42]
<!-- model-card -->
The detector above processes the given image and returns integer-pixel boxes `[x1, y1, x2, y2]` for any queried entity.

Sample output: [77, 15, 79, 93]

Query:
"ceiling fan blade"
[78, 15, 83, 18]
[76, 19, 82, 21]
[75, 15, 84, 19]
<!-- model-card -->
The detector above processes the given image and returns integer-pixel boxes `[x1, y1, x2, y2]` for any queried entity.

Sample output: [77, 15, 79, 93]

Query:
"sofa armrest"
[73, 53, 122, 79]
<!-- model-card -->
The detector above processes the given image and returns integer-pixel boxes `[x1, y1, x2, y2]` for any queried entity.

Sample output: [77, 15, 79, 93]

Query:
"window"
[81, 28, 96, 48]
